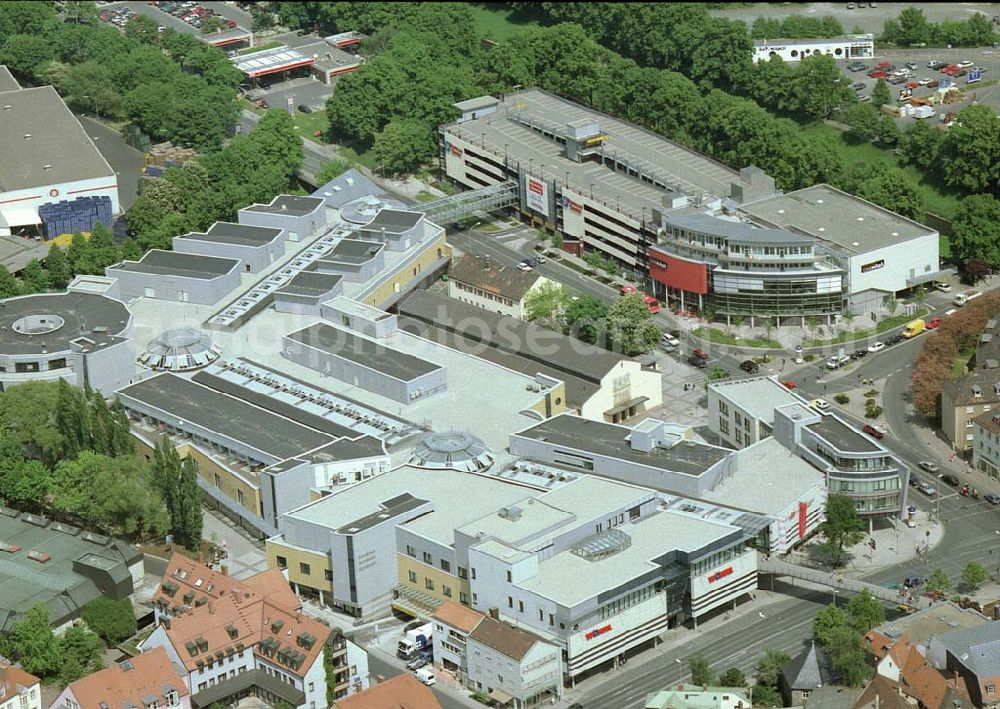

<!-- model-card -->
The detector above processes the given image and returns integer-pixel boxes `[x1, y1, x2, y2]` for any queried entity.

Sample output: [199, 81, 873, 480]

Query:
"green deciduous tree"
[82, 598, 137, 645]
[565, 295, 609, 345]
[871, 78, 891, 108]
[689, 653, 713, 687]
[939, 105, 1000, 194]
[926, 568, 951, 595]
[846, 590, 885, 632]
[818, 494, 865, 567]
[812, 603, 848, 648]
[523, 282, 569, 322]
[8, 603, 62, 677]
[607, 294, 659, 356]
[372, 118, 437, 175]
[59, 624, 104, 684]
[951, 194, 1000, 267]
[315, 158, 355, 185]
[962, 561, 988, 591]
[827, 625, 871, 687]
[717, 667, 746, 688]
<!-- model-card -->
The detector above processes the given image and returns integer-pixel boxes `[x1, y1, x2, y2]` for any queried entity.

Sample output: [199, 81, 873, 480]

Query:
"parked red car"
[926, 318, 943, 330]
[619, 285, 638, 296]
[224, 19, 238, 28]
[692, 349, 709, 361]
[941, 65, 960, 75]
[863, 424, 885, 439]
[643, 295, 661, 314]
[782, 381, 797, 390]
[869, 70, 888, 79]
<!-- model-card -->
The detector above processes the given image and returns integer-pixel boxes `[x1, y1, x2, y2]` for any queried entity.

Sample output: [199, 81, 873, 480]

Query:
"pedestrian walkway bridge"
[418, 181, 519, 223]
[760, 556, 932, 610]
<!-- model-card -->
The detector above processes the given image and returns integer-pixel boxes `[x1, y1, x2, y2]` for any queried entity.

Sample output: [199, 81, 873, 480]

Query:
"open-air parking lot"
[838, 46, 1000, 125]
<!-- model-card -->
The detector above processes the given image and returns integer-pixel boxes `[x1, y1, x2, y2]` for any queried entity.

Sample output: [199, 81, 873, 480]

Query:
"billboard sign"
[968, 68, 982, 84]
[525, 175, 550, 218]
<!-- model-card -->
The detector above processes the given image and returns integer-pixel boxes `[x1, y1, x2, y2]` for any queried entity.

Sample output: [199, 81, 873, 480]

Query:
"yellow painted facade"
[361, 233, 451, 309]
[130, 432, 263, 519]
[266, 538, 333, 593]
[396, 554, 470, 606]
[526, 381, 568, 419]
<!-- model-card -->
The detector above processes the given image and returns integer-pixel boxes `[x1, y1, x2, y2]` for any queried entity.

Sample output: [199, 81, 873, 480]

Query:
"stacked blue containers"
[38, 196, 113, 240]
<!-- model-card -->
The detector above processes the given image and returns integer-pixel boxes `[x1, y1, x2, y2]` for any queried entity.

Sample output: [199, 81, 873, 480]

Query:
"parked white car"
[867, 341, 885, 354]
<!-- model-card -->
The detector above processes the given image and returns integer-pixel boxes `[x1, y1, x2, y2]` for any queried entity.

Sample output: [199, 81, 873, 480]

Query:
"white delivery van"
[416, 667, 436, 686]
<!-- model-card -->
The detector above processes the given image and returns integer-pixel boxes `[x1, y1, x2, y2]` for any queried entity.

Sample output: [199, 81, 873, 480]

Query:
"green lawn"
[467, 3, 540, 41]
[238, 41, 283, 56]
[291, 110, 330, 143]
[952, 346, 975, 378]
[415, 190, 438, 203]
[804, 308, 928, 346]
[800, 122, 962, 221]
[692, 327, 780, 349]
[337, 144, 379, 171]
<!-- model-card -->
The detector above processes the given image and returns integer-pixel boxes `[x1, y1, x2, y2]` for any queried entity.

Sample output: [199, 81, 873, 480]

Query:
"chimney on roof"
[162, 618, 171, 630]
[221, 564, 228, 576]
[488, 607, 499, 620]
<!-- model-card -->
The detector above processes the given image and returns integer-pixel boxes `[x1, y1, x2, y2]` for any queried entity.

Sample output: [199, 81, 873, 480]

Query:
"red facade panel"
[798, 501, 808, 539]
[647, 247, 709, 295]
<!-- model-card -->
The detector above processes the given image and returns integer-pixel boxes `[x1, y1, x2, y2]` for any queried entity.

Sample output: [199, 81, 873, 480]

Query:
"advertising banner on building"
[525, 175, 550, 218]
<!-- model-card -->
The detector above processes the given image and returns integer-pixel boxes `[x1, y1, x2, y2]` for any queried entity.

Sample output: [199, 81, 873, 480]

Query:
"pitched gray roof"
[935, 621, 1000, 679]
[782, 641, 836, 690]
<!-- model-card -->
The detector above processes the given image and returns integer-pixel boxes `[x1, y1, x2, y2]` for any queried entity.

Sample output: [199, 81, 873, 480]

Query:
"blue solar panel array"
[38, 196, 113, 240]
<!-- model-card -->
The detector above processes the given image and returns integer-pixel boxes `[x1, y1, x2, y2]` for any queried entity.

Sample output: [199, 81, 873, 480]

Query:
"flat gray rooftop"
[740, 184, 935, 254]
[180, 222, 283, 247]
[516, 414, 730, 477]
[323, 239, 384, 265]
[442, 88, 738, 218]
[0, 291, 130, 356]
[400, 290, 624, 384]
[0, 86, 114, 191]
[709, 376, 803, 425]
[296, 40, 360, 72]
[807, 415, 881, 453]
[360, 209, 422, 234]
[275, 271, 342, 298]
[110, 250, 238, 279]
[286, 322, 442, 382]
[244, 195, 323, 216]
[118, 372, 334, 461]
[663, 212, 813, 246]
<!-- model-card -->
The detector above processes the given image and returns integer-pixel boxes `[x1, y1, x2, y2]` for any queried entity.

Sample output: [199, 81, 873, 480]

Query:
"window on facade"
[460, 592, 469, 605]
[237, 489, 245, 507]
[408, 570, 417, 583]
[406, 545, 416, 557]
[471, 567, 477, 580]
[458, 566, 468, 579]
[440, 559, 451, 573]
[506, 570, 512, 582]
[300, 562, 311, 575]
[518, 600, 524, 612]
[443, 585, 452, 597]
[473, 592, 478, 604]
[214, 473, 222, 488]
[507, 596, 513, 608]
[425, 578, 435, 590]
[719, 417, 730, 435]
[423, 552, 433, 564]
[325, 569, 332, 581]
[276, 556, 287, 569]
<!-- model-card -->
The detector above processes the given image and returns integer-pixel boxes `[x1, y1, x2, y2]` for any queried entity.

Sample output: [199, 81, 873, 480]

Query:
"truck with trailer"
[396, 621, 433, 659]
[954, 291, 982, 307]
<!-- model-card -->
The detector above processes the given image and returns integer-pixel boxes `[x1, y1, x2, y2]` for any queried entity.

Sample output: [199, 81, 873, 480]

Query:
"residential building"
[867, 601, 990, 650]
[752, 34, 874, 63]
[50, 647, 189, 709]
[142, 554, 369, 708]
[0, 660, 40, 709]
[432, 601, 485, 678]
[943, 371, 1000, 454]
[447, 254, 551, 320]
[773, 403, 909, 522]
[707, 376, 803, 450]
[332, 675, 441, 709]
[399, 290, 661, 423]
[465, 614, 563, 706]
[866, 632, 971, 709]
[973, 411, 1000, 480]
[644, 684, 751, 709]
[0, 508, 141, 632]
[780, 642, 836, 707]
[973, 317, 1000, 371]
[928, 621, 1000, 708]
[852, 675, 914, 709]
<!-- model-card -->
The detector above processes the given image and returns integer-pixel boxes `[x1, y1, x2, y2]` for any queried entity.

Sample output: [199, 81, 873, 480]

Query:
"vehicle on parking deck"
[957, 60, 974, 69]
[941, 474, 960, 487]
[918, 461, 940, 473]
[852, 82, 866, 91]
[905, 62, 918, 70]
[739, 360, 759, 374]
[928, 60, 946, 69]
[869, 70, 888, 79]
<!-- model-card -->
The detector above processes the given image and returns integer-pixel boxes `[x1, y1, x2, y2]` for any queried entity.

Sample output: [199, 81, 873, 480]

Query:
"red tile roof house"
[50, 647, 189, 709]
[0, 659, 41, 709]
[139, 554, 347, 709]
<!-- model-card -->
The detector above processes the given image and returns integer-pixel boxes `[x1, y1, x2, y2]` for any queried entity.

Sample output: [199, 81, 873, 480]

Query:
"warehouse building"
[399, 290, 661, 422]
[0, 507, 142, 632]
[0, 289, 135, 393]
[173, 222, 285, 274]
[273, 271, 344, 315]
[0, 75, 119, 242]
[440, 88, 746, 278]
[282, 322, 447, 405]
[238, 195, 326, 242]
[106, 250, 242, 305]
[752, 34, 874, 63]
[739, 184, 940, 315]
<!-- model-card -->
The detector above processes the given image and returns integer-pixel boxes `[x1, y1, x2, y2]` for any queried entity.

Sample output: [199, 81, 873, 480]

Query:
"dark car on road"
[941, 474, 960, 487]
[986, 494, 1000, 505]
[688, 354, 708, 368]
[298, 104, 313, 113]
[739, 360, 759, 374]
[904, 575, 926, 588]
[851, 349, 868, 359]
[885, 334, 905, 346]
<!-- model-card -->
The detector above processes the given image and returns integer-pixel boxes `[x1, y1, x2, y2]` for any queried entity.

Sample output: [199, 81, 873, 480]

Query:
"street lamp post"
[832, 588, 839, 606]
